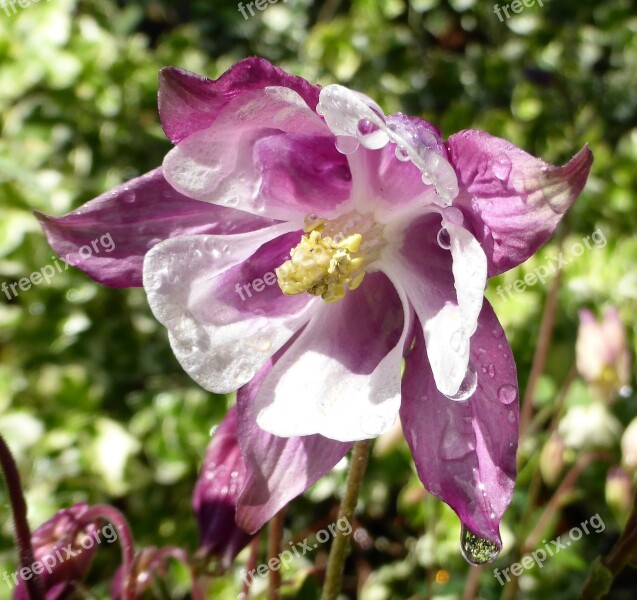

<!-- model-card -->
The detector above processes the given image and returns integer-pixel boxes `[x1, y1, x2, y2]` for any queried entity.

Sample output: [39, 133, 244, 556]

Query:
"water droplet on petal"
[445, 365, 477, 402]
[395, 146, 410, 161]
[493, 154, 512, 181]
[460, 527, 501, 565]
[355, 118, 390, 149]
[437, 227, 451, 250]
[492, 327, 504, 339]
[488, 364, 496, 378]
[498, 384, 517, 405]
[335, 135, 360, 155]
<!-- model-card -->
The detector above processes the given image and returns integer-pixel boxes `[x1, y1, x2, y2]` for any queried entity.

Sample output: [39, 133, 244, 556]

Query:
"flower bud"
[576, 307, 631, 396]
[539, 434, 566, 486]
[110, 547, 192, 599]
[605, 467, 634, 526]
[558, 402, 621, 450]
[192, 406, 253, 568]
[13, 503, 98, 600]
[621, 417, 637, 474]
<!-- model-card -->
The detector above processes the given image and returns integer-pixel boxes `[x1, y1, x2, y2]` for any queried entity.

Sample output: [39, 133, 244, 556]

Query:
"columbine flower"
[13, 504, 98, 600]
[38, 58, 592, 563]
[576, 307, 631, 396]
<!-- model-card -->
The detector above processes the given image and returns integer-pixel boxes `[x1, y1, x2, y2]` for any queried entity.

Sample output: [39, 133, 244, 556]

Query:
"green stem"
[321, 440, 370, 600]
[268, 509, 285, 600]
[580, 491, 637, 599]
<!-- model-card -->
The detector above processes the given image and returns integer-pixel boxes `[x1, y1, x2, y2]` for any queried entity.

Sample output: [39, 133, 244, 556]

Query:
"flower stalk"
[0, 433, 45, 600]
[321, 439, 370, 600]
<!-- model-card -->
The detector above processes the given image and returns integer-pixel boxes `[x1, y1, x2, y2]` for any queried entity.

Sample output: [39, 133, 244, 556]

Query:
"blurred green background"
[1, 0, 636, 598]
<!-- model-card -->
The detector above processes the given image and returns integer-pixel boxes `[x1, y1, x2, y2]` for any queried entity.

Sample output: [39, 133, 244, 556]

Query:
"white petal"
[143, 224, 317, 393]
[254, 273, 413, 441]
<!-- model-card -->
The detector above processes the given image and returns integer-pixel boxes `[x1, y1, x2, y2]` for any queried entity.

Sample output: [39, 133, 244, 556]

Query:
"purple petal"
[163, 86, 337, 221]
[143, 227, 319, 394]
[37, 168, 273, 287]
[159, 57, 321, 144]
[400, 300, 518, 551]
[193, 405, 253, 568]
[384, 210, 486, 399]
[253, 272, 411, 441]
[447, 131, 593, 276]
[236, 355, 352, 533]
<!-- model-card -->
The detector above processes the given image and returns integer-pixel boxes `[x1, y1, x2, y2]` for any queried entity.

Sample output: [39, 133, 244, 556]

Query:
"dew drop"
[492, 327, 504, 339]
[395, 146, 410, 162]
[492, 154, 512, 181]
[488, 364, 496, 378]
[445, 365, 477, 402]
[335, 135, 360, 155]
[437, 227, 451, 250]
[498, 384, 517, 405]
[619, 385, 632, 398]
[460, 526, 501, 565]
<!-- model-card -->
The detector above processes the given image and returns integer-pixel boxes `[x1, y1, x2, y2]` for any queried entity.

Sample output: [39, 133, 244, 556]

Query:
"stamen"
[276, 212, 383, 303]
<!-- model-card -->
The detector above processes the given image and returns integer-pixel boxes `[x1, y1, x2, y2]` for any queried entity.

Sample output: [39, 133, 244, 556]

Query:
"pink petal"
[447, 131, 593, 276]
[236, 355, 352, 533]
[36, 168, 273, 287]
[143, 227, 318, 394]
[253, 272, 412, 441]
[159, 57, 321, 144]
[400, 300, 518, 551]
[163, 87, 341, 221]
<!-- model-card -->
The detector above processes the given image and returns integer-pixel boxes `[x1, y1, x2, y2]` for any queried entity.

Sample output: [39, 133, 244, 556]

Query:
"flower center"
[276, 212, 384, 303]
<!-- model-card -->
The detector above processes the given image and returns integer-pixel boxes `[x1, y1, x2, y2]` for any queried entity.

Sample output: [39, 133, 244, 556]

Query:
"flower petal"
[384, 211, 486, 398]
[236, 355, 352, 533]
[163, 86, 337, 221]
[143, 226, 318, 394]
[253, 272, 412, 441]
[36, 168, 273, 287]
[317, 85, 458, 204]
[400, 300, 518, 547]
[159, 58, 321, 144]
[447, 131, 593, 276]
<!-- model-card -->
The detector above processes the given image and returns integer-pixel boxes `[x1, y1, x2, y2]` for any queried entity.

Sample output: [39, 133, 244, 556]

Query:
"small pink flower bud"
[576, 307, 631, 396]
[13, 503, 98, 600]
[605, 467, 634, 525]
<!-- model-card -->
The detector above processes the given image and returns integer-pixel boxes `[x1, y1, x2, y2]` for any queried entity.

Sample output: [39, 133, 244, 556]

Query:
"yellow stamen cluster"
[276, 219, 366, 303]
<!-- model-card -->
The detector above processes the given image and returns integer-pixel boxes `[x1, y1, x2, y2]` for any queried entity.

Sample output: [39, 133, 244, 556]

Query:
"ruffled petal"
[236, 355, 352, 533]
[317, 85, 458, 205]
[447, 131, 593, 276]
[163, 86, 341, 221]
[36, 168, 273, 287]
[143, 226, 318, 394]
[400, 300, 518, 549]
[159, 57, 321, 144]
[253, 272, 412, 441]
[383, 211, 486, 398]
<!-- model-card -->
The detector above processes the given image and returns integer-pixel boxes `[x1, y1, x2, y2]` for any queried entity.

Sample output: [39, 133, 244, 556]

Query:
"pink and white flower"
[38, 57, 592, 562]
